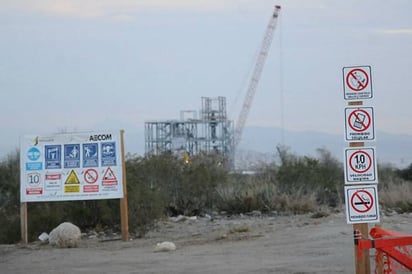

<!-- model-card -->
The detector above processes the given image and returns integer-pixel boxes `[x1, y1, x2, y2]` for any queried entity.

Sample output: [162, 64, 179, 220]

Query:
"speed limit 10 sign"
[344, 147, 378, 184]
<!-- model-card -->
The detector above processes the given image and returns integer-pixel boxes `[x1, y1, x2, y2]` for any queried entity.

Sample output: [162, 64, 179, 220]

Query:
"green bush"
[0, 151, 21, 244]
[2, 147, 412, 244]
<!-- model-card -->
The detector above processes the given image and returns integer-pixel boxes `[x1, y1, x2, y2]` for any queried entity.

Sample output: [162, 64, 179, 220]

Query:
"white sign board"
[344, 106, 375, 141]
[344, 147, 378, 184]
[345, 185, 380, 224]
[20, 131, 124, 202]
[343, 65, 373, 100]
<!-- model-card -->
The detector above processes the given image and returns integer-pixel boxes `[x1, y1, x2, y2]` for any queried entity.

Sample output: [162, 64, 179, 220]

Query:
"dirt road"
[1, 211, 411, 274]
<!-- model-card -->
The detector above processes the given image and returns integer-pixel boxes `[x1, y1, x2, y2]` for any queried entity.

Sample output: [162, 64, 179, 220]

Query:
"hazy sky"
[1, 0, 412, 157]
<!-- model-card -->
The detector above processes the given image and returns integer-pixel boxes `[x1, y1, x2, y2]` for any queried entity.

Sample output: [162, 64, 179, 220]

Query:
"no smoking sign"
[84, 169, 98, 184]
[344, 147, 378, 184]
[344, 107, 375, 141]
[343, 66, 373, 100]
[345, 185, 380, 224]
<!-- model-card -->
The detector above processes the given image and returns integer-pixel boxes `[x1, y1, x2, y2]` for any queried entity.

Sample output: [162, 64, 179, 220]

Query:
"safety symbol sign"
[344, 147, 377, 184]
[343, 66, 373, 100]
[345, 185, 380, 224]
[102, 167, 118, 186]
[64, 144, 80, 168]
[65, 170, 80, 184]
[84, 169, 98, 184]
[101, 142, 116, 167]
[27, 172, 41, 187]
[345, 107, 375, 141]
[83, 143, 98, 167]
[27, 147, 41, 161]
[83, 169, 99, 193]
[25, 172, 43, 195]
[26, 147, 43, 170]
[45, 145, 62, 169]
[64, 170, 80, 193]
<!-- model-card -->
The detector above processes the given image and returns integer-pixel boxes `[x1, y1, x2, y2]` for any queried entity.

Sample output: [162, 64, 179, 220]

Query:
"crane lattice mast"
[232, 5, 282, 163]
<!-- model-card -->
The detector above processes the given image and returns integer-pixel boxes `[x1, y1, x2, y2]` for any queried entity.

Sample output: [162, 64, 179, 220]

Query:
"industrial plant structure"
[145, 96, 234, 161]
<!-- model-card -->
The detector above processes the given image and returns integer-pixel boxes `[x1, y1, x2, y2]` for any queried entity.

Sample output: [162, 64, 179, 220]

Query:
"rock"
[169, 215, 187, 222]
[154, 241, 176, 252]
[38, 232, 49, 244]
[49, 222, 81, 248]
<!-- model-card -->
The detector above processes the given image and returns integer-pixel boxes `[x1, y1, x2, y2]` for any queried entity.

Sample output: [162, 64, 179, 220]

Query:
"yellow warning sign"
[65, 170, 80, 185]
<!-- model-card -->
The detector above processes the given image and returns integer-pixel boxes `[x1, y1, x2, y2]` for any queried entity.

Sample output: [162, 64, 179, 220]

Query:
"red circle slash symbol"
[84, 169, 98, 184]
[348, 109, 371, 132]
[351, 190, 373, 213]
[346, 68, 369, 91]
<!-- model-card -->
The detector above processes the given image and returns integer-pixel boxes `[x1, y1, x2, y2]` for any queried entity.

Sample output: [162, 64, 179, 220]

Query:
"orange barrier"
[354, 227, 412, 273]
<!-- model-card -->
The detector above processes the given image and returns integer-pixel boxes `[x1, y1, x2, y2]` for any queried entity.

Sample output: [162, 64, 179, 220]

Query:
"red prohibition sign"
[351, 190, 373, 213]
[346, 68, 369, 91]
[84, 169, 98, 184]
[348, 109, 371, 132]
[349, 151, 372, 173]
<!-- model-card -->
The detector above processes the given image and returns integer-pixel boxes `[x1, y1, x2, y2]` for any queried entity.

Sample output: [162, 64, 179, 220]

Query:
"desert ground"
[1, 211, 412, 274]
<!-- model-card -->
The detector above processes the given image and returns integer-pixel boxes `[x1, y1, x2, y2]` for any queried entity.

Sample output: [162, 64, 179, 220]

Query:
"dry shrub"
[215, 181, 277, 213]
[379, 181, 412, 213]
[215, 181, 317, 214]
[272, 189, 317, 214]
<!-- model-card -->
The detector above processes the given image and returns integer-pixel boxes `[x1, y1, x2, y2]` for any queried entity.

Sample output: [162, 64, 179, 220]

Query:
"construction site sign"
[344, 147, 378, 184]
[344, 106, 375, 141]
[20, 131, 124, 202]
[343, 65, 373, 100]
[345, 185, 380, 224]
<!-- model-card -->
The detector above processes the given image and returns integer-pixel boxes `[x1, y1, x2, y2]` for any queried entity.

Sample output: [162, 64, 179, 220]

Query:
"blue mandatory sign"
[83, 143, 98, 167]
[27, 147, 41, 161]
[101, 142, 116, 167]
[64, 144, 80, 168]
[45, 145, 62, 169]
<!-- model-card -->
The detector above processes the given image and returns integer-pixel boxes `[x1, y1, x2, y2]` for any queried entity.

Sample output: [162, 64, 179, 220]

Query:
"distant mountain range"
[237, 126, 412, 168]
[124, 126, 412, 169]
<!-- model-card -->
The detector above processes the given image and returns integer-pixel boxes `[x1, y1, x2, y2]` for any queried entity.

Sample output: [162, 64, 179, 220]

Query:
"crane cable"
[278, 8, 285, 145]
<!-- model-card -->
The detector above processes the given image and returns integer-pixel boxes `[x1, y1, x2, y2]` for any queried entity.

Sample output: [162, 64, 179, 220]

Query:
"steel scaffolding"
[145, 96, 234, 159]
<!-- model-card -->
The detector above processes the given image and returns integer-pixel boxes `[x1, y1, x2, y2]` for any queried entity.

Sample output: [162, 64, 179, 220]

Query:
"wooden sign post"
[343, 66, 378, 274]
[120, 130, 129, 241]
[350, 141, 371, 274]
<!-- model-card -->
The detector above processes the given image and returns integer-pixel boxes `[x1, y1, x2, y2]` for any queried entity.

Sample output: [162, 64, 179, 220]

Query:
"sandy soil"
[1, 211, 412, 274]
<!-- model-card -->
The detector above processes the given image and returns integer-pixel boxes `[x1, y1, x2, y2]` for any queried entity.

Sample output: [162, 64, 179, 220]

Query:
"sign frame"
[343, 65, 373, 100]
[344, 106, 375, 141]
[344, 147, 378, 184]
[344, 185, 380, 224]
[20, 130, 124, 202]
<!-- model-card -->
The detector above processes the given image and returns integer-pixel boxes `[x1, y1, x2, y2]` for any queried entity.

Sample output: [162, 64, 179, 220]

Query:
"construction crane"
[231, 5, 281, 164]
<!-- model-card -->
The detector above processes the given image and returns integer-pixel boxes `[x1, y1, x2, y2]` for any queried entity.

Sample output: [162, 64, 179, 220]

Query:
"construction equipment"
[231, 5, 281, 164]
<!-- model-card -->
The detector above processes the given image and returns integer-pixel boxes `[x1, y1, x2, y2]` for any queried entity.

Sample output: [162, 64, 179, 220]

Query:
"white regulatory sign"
[343, 65, 373, 100]
[344, 147, 378, 184]
[344, 106, 375, 141]
[345, 185, 380, 224]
